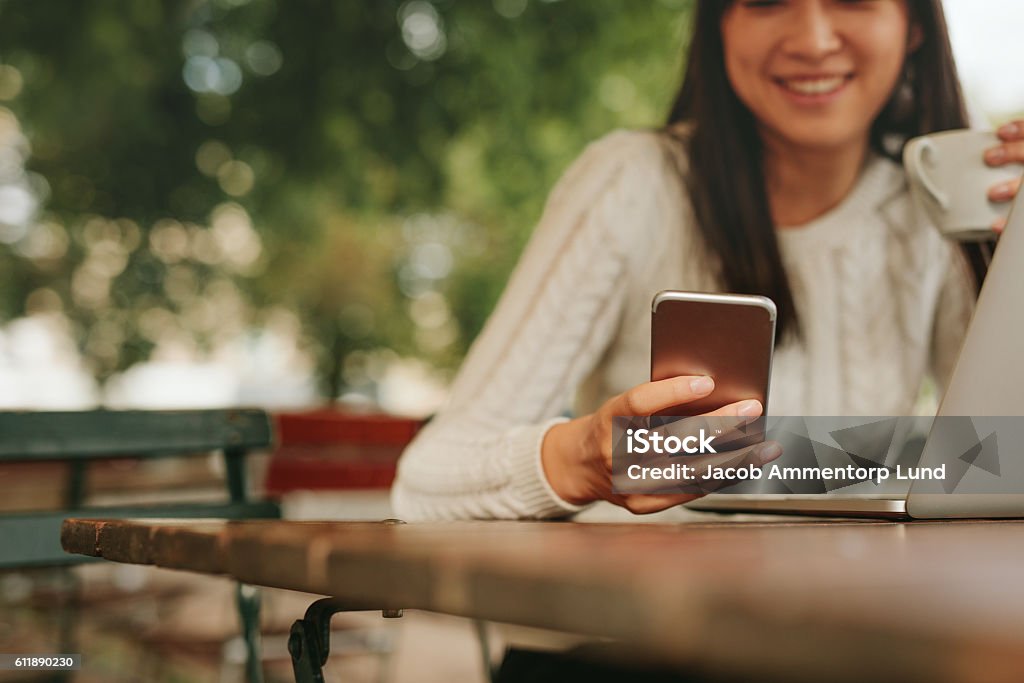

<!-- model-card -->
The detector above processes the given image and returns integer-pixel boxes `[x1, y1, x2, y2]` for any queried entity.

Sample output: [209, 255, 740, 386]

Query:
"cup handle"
[909, 139, 950, 210]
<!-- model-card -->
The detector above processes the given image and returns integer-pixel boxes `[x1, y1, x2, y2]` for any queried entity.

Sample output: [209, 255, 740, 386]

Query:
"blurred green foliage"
[0, 0, 692, 400]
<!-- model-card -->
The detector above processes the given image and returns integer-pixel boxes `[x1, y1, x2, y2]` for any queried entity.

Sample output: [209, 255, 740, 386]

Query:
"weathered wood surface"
[62, 517, 1024, 683]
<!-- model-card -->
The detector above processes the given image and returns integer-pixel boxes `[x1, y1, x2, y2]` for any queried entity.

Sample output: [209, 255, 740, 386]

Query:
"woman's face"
[721, 0, 916, 154]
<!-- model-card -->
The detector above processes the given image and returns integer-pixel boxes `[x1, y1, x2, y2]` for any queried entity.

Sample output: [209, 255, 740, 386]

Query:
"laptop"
[688, 187, 1024, 520]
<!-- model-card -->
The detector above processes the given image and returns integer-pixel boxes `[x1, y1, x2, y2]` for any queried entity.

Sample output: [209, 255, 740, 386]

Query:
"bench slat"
[0, 409, 272, 461]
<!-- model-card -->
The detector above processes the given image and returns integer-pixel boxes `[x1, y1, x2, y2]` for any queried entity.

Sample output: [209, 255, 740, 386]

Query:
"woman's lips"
[773, 74, 853, 102]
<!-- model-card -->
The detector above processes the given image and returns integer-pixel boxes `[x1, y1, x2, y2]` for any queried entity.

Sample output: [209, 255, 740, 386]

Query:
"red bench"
[264, 410, 423, 496]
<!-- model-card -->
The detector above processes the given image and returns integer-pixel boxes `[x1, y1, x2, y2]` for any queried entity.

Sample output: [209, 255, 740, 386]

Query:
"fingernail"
[757, 442, 783, 465]
[993, 217, 1008, 233]
[985, 147, 1006, 164]
[737, 400, 762, 417]
[998, 122, 1020, 137]
[689, 376, 714, 394]
[991, 181, 1015, 198]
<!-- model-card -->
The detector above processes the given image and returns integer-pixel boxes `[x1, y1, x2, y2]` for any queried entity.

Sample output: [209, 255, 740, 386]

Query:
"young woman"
[392, 0, 1023, 521]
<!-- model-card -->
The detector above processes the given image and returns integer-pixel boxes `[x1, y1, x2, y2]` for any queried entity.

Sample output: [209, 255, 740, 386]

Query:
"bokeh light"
[398, 1, 447, 62]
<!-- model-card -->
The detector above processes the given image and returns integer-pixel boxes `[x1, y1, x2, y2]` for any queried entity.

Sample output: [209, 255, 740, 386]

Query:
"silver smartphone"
[651, 291, 777, 417]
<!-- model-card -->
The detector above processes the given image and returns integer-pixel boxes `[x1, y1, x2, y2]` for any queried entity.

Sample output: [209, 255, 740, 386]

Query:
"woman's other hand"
[984, 120, 1024, 233]
[540, 375, 782, 514]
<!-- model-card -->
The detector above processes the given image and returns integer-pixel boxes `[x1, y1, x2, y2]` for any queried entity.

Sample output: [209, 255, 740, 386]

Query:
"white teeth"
[781, 77, 846, 95]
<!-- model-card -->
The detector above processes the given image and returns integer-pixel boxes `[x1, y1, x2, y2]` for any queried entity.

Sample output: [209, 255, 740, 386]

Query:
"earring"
[886, 61, 916, 126]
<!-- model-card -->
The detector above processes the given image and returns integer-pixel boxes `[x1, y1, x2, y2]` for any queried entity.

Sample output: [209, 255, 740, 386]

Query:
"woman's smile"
[773, 73, 854, 103]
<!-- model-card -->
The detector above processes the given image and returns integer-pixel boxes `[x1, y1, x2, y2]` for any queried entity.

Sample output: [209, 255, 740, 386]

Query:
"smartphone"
[650, 291, 776, 417]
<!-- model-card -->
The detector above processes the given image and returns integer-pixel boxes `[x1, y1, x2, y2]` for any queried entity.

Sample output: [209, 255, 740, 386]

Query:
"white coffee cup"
[903, 129, 1023, 241]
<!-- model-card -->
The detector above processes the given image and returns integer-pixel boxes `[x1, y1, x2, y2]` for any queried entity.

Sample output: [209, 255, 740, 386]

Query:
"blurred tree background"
[0, 0, 692, 405]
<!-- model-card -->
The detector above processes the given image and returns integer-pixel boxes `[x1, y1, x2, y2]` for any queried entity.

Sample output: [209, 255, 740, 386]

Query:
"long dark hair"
[666, 0, 990, 341]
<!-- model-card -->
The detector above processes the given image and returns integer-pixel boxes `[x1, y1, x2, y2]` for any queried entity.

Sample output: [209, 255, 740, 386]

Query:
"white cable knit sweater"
[390, 129, 977, 521]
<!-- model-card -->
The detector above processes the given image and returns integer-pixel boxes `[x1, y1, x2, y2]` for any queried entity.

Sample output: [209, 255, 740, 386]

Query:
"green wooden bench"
[0, 408, 281, 683]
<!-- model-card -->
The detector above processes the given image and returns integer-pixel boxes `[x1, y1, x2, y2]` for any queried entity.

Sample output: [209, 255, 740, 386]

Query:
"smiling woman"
[391, 0, 1019, 526]
[668, 0, 987, 345]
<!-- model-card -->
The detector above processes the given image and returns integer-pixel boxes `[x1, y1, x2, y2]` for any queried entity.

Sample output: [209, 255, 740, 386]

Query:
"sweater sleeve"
[929, 242, 978, 395]
[390, 130, 667, 521]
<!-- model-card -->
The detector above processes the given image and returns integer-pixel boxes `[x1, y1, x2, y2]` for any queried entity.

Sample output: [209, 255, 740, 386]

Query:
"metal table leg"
[237, 583, 264, 683]
[289, 518, 406, 683]
[288, 598, 403, 683]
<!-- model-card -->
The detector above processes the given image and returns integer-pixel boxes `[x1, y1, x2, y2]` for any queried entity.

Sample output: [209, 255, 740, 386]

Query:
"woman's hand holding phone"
[540, 375, 782, 514]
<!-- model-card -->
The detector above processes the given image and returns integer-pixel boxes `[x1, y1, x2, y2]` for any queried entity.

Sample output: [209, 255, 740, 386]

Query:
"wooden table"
[61, 517, 1024, 683]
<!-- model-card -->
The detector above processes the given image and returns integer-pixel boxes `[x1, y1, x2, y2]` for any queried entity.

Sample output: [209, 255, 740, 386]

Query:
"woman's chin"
[763, 123, 872, 155]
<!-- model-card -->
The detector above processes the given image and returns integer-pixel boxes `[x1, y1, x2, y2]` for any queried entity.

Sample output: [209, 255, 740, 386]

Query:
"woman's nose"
[781, 1, 842, 60]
